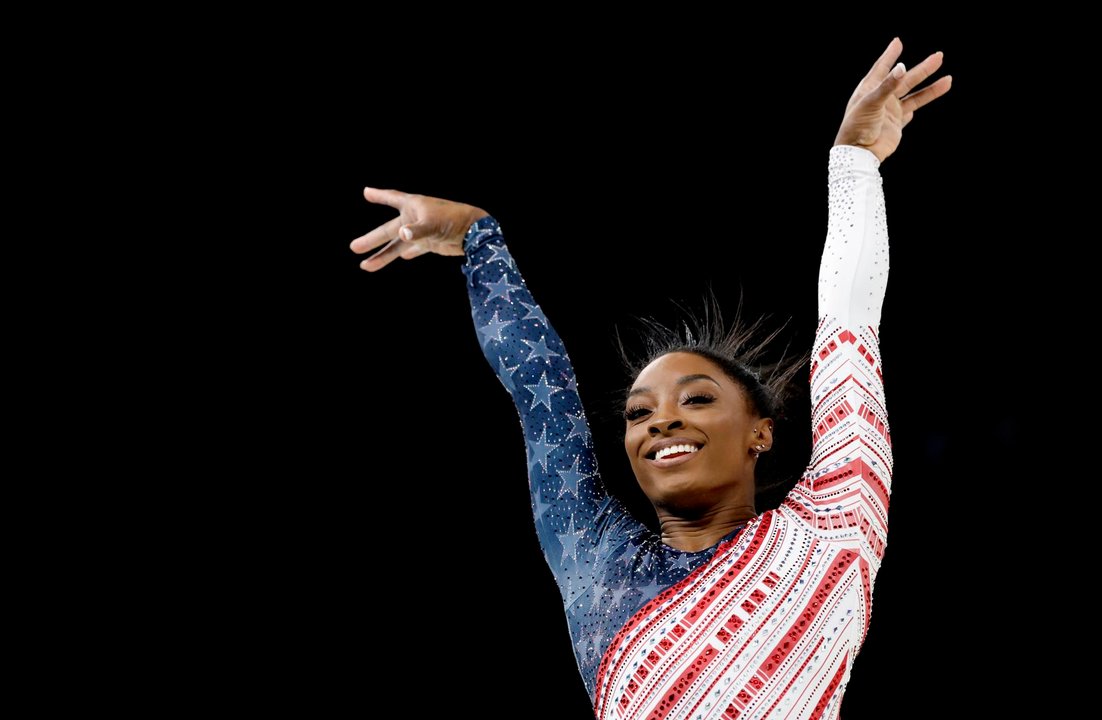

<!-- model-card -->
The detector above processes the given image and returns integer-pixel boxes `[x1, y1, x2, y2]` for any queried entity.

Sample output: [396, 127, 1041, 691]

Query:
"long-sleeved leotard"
[462, 145, 892, 720]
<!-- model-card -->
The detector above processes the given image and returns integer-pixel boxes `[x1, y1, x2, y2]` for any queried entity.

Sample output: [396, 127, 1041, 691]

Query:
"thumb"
[868, 62, 906, 104]
[399, 222, 432, 243]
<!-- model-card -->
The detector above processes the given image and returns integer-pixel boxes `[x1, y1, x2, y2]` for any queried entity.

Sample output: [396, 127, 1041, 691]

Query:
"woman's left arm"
[796, 38, 951, 569]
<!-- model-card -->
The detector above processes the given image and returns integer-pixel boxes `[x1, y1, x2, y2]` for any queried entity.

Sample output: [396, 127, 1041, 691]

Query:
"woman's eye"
[624, 407, 650, 421]
[684, 394, 715, 405]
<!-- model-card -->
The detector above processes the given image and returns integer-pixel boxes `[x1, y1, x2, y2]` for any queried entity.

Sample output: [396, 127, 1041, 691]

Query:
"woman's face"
[624, 352, 761, 511]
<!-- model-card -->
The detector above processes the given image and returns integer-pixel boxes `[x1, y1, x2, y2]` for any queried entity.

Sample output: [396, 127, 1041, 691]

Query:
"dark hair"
[614, 292, 810, 501]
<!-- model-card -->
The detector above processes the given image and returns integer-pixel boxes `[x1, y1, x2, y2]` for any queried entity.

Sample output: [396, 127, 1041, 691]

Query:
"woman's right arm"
[351, 192, 645, 607]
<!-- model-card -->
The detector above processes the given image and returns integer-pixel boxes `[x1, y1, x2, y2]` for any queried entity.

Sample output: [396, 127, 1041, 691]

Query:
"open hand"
[834, 37, 952, 162]
[350, 188, 487, 272]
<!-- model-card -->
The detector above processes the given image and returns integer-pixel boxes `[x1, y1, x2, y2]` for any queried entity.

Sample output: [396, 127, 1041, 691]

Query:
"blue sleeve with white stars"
[463, 217, 714, 699]
[461, 217, 647, 576]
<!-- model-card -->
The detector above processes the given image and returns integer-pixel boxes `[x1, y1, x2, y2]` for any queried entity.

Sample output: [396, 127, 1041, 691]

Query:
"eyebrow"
[628, 374, 722, 397]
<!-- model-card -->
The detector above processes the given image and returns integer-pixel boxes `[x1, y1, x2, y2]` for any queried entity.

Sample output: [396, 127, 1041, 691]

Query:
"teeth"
[655, 444, 699, 461]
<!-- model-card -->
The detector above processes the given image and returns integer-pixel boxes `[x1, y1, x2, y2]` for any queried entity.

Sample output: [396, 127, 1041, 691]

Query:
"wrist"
[829, 144, 882, 172]
[832, 139, 884, 164]
[466, 206, 489, 228]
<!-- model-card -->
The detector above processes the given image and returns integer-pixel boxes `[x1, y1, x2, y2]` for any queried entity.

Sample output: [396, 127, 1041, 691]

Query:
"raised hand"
[834, 37, 952, 162]
[350, 188, 487, 272]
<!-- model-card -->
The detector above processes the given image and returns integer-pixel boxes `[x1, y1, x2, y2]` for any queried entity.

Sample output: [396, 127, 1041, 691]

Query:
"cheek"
[624, 427, 644, 459]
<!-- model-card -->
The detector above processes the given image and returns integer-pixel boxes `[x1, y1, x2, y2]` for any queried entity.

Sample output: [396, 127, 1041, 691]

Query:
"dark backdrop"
[238, 25, 1057, 719]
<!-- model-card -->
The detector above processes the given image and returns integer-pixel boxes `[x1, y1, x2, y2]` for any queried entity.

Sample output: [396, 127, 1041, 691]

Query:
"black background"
[230, 24, 1063, 719]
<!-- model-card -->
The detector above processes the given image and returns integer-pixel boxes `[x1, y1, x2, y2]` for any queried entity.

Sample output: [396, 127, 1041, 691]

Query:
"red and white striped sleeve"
[788, 145, 894, 568]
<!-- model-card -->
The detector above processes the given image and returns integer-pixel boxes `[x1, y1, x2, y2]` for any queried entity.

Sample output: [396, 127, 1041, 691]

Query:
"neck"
[657, 503, 757, 552]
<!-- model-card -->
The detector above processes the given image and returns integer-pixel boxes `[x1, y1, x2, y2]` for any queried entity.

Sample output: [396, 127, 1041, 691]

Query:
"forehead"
[632, 352, 732, 390]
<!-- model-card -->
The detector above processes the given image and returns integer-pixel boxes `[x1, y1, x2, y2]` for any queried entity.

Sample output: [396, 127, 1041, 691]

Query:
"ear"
[749, 419, 775, 457]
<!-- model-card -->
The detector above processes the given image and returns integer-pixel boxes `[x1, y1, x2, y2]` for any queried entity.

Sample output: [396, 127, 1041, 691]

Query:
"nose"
[648, 419, 684, 436]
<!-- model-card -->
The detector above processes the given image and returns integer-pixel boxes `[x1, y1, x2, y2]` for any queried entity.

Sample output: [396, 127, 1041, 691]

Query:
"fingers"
[902, 75, 953, 116]
[350, 216, 402, 254]
[350, 186, 415, 253]
[400, 244, 431, 260]
[362, 186, 408, 209]
[360, 236, 432, 271]
[398, 222, 431, 243]
[360, 237, 406, 272]
[864, 61, 907, 107]
[864, 36, 903, 83]
[894, 51, 944, 99]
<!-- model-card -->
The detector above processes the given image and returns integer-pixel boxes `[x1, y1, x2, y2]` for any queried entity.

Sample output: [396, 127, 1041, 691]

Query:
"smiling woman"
[349, 37, 950, 720]
[624, 353, 780, 552]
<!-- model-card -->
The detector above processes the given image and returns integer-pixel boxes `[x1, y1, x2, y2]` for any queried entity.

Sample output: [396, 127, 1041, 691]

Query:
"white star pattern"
[620, 539, 639, 567]
[558, 515, 586, 565]
[496, 357, 520, 394]
[565, 411, 590, 443]
[671, 553, 697, 572]
[607, 587, 630, 610]
[521, 336, 561, 363]
[519, 300, 548, 327]
[556, 454, 590, 498]
[484, 273, 521, 303]
[477, 311, 512, 346]
[524, 371, 564, 411]
[588, 580, 608, 611]
[526, 425, 559, 475]
[487, 244, 514, 268]
[575, 633, 591, 661]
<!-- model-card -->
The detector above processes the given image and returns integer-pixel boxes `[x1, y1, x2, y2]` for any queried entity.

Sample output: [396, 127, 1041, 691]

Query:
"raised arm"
[791, 38, 950, 566]
[351, 192, 643, 608]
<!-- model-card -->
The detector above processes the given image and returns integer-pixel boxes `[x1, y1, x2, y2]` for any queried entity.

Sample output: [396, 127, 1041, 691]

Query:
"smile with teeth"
[652, 444, 700, 461]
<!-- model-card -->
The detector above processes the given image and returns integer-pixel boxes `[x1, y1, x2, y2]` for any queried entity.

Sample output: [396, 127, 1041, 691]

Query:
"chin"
[643, 471, 741, 513]
[647, 480, 714, 511]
